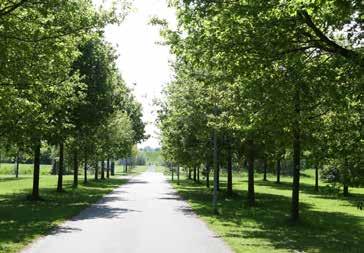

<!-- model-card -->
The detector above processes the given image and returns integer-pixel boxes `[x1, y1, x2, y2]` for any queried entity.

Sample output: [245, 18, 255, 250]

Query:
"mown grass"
[0, 163, 51, 175]
[170, 169, 364, 253]
[115, 165, 148, 176]
[0, 165, 147, 253]
[154, 165, 168, 173]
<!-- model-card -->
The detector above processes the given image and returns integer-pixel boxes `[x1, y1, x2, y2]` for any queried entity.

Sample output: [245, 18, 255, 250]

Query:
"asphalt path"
[22, 167, 232, 253]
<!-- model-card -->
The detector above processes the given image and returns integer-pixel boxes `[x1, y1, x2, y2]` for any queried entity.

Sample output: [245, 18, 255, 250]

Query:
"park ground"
[21, 169, 231, 253]
[0, 164, 363, 253]
[166, 169, 364, 253]
[0, 164, 147, 253]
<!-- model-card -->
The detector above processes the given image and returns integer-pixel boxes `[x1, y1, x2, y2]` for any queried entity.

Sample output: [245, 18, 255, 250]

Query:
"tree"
[157, 0, 363, 221]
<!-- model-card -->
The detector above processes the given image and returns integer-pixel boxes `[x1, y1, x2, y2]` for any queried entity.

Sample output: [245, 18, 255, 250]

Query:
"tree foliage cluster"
[0, 0, 146, 199]
[157, 0, 363, 221]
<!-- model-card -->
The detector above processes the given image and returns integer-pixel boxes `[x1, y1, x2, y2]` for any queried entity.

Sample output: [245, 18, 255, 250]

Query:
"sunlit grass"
[171, 169, 364, 253]
[0, 163, 52, 175]
[0, 164, 147, 253]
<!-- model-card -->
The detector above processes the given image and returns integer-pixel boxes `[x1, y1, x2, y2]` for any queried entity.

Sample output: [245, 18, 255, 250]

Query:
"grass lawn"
[0, 165, 147, 253]
[170, 169, 364, 253]
[115, 165, 148, 175]
[154, 165, 168, 173]
[0, 163, 51, 175]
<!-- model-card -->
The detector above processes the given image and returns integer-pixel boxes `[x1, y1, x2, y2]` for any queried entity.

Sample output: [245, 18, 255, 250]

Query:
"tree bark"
[212, 129, 218, 214]
[314, 164, 319, 192]
[193, 166, 197, 182]
[106, 158, 110, 179]
[177, 165, 180, 185]
[73, 150, 78, 188]
[343, 185, 349, 196]
[95, 161, 99, 180]
[206, 164, 210, 188]
[15, 154, 19, 178]
[217, 165, 220, 191]
[263, 158, 268, 181]
[111, 161, 115, 176]
[247, 140, 255, 207]
[276, 158, 281, 184]
[84, 156, 88, 184]
[197, 167, 200, 183]
[188, 168, 192, 179]
[125, 159, 128, 173]
[227, 147, 233, 195]
[291, 84, 301, 222]
[57, 142, 64, 192]
[32, 141, 41, 200]
[101, 160, 105, 179]
[51, 159, 57, 175]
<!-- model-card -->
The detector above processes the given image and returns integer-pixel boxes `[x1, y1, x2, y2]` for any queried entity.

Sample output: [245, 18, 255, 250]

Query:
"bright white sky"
[94, 0, 177, 148]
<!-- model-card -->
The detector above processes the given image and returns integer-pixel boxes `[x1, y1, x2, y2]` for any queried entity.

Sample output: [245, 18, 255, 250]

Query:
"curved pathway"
[22, 168, 232, 253]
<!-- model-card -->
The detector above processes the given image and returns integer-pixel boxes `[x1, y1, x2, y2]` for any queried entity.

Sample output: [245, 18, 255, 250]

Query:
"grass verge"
[170, 169, 364, 253]
[0, 163, 51, 175]
[0, 175, 127, 253]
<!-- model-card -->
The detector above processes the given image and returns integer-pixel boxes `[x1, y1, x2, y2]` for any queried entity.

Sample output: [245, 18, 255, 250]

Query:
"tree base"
[26, 195, 44, 201]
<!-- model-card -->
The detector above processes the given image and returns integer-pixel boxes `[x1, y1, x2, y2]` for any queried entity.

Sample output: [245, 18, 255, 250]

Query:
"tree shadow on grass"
[0, 177, 30, 183]
[0, 178, 127, 252]
[84, 178, 128, 189]
[254, 180, 364, 208]
[174, 180, 364, 253]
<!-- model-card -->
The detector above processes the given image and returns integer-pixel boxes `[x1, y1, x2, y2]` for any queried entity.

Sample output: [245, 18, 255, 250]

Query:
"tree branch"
[0, 0, 29, 17]
[298, 10, 362, 66]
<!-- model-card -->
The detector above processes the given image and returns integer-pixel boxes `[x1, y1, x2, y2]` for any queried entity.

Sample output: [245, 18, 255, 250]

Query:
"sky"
[95, 0, 177, 148]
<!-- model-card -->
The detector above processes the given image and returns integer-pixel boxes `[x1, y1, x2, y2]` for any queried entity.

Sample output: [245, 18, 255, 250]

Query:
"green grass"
[154, 165, 168, 173]
[115, 165, 148, 175]
[0, 163, 51, 175]
[170, 169, 364, 253]
[0, 170, 133, 253]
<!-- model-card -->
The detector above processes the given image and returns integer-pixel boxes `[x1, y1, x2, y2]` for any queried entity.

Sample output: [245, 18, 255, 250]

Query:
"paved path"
[22, 168, 232, 253]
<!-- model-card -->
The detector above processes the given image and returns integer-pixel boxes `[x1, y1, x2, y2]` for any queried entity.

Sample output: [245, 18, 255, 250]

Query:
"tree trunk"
[197, 167, 200, 183]
[84, 156, 88, 184]
[314, 164, 319, 192]
[212, 129, 218, 214]
[227, 147, 233, 195]
[247, 140, 255, 207]
[193, 166, 197, 182]
[177, 165, 180, 185]
[51, 159, 57, 175]
[276, 159, 281, 184]
[206, 164, 210, 188]
[291, 84, 301, 222]
[111, 161, 115, 176]
[217, 165, 220, 191]
[32, 141, 41, 200]
[101, 160, 105, 179]
[95, 161, 99, 180]
[57, 142, 64, 193]
[125, 159, 128, 173]
[188, 168, 192, 179]
[263, 158, 268, 181]
[343, 185, 349, 196]
[73, 150, 78, 188]
[106, 159, 110, 179]
[15, 154, 19, 178]
[171, 167, 174, 181]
